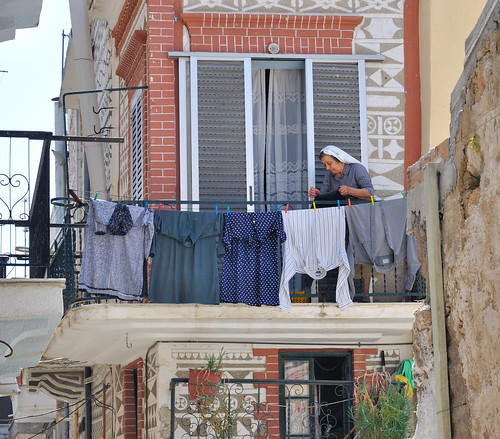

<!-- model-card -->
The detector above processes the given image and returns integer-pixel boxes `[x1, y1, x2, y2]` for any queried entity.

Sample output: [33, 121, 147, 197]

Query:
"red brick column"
[253, 348, 280, 438]
[352, 347, 378, 381]
[146, 0, 183, 200]
[122, 358, 145, 439]
[403, 0, 422, 188]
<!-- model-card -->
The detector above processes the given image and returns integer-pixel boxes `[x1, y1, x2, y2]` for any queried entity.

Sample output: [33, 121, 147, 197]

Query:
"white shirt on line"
[279, 206, 353, 312]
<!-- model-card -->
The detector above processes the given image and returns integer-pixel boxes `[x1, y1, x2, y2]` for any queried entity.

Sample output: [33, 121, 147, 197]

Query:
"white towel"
[279, 207, 353, 311]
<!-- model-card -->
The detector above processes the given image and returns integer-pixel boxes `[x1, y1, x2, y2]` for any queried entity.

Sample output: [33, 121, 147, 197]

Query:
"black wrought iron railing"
[170, 377, 355, 439]
[0, 131, 51, 278]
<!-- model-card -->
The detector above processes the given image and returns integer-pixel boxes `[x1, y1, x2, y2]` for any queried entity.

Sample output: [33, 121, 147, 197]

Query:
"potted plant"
[188, 349, 242, 439]
[188, 349, 225, 401]
[350, 380, 415, 439]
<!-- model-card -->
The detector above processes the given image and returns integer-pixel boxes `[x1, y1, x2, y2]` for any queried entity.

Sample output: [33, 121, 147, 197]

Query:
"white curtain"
[252, 69, 307, 207]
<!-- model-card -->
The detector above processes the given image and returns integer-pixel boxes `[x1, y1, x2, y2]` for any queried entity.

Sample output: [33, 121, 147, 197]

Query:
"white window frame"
[174, 52, 382, 206]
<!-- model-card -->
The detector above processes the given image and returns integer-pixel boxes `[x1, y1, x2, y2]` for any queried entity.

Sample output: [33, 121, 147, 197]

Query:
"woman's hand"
[339, 185, 350, 196]
[309, 187, 320, 198]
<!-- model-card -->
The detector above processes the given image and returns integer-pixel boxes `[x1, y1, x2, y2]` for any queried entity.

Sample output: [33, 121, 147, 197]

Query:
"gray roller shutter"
[313, 63, 361, 188]
[197, 61, 247, 205]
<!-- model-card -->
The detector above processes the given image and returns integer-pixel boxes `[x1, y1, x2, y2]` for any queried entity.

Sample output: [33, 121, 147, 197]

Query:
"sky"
[0, 1, 72, 266]
[0, 0, 71, 132]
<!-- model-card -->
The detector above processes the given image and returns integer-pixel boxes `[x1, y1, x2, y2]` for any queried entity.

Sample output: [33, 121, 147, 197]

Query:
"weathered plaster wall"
[408, 2, 500, 437]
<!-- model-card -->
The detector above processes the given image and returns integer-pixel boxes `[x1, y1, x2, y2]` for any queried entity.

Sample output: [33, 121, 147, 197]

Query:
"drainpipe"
[84, 367, 92, 439]
[68, 0, 108, 199]
[424, 162, 452, 439]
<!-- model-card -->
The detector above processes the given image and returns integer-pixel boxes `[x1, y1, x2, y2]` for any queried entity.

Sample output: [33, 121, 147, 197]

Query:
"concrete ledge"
[42, 302, 422, 366]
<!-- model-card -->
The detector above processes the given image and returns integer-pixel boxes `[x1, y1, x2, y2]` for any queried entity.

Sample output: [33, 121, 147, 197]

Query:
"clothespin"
[297, 406, 300, 413]
[337, 200, 340, 209]
[275, 204, 278, 213]
[401, 191, 407, 199]
[370, 195, 374, 205]
[145, 201, 148, 211]
[215, 205, 218, 216]
[285, 204, 289, 214]
[348, 198, 352, 208]
[159, 202, 162, 212]
[94, 193, 98, 200]
[226, 205, 230, 214]
[313, 201, 317, 211]
[310, 405, 313, 415]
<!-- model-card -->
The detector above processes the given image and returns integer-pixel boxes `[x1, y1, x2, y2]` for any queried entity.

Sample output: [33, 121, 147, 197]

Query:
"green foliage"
[194, 349, 243, 439]
[196, 387, 242, 439]
[469, 136, 480, 152]
[350, 383, 415, 439]
[201, 348, 226, 375]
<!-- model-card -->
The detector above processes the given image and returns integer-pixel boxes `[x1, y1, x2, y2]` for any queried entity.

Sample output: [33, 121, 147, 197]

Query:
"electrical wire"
[0, 384, 109, 422]
[24, 399, 86, 439]
[91, 394, 116, 414]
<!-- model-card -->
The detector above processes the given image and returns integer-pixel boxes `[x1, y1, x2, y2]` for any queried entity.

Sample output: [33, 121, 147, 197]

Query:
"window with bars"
[130, 91, 143, 200]
[280, 352, 353, 439]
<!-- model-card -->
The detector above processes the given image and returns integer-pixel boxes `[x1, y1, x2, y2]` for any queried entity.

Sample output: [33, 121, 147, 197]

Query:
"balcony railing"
[0, 131, 52, 279]
[170, 377, 355, 439]
[57, 199, 426, 310]
[0, 130, 425, 311]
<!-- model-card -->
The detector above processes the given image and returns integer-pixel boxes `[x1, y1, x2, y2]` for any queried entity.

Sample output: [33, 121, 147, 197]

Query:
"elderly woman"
[308, 145, 374, 201]
[308, 145, 374, 302]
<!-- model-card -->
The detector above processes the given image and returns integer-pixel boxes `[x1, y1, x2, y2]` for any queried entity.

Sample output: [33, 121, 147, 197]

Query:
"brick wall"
[146, 0, 183, 200]
[179, 13, 362, 54]
[144, 6, 361, 201]
[122, 358, 145, 439]
[115, 1, 363, 201]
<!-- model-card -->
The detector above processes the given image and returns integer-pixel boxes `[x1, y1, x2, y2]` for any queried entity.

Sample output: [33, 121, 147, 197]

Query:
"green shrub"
[350, 383, 415, 439]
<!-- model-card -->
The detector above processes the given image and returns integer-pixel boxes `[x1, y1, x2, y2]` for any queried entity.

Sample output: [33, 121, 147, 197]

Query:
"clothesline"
[112, 198, 378, 212]
[49, 197, 381, 228]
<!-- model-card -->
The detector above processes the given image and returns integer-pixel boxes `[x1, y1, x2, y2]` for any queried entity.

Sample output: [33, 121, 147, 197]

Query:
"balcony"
[0, 131, 64, 386]
[0, 131, 424, 370]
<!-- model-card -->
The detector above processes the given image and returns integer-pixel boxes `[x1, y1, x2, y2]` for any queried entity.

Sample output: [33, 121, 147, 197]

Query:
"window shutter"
[130, 92, 143, 200]
[197, 61, 247, 204]
[312, 63, 361, 187]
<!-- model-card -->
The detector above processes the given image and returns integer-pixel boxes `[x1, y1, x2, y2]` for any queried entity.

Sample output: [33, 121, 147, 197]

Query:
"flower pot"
[188, 368, 221, 401]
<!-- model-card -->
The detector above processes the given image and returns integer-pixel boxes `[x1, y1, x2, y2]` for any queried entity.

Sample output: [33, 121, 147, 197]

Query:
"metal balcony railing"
[0, 131, 52, 279]
[58, 199, 426, 310]
[0, 130, 425, 310]
[170, 377, 355, 439]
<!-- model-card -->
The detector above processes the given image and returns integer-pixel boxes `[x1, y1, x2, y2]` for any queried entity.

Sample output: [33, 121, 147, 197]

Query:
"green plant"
[350, 382, 415, 439]
[469, 136, 480, 152]
[196, 388, 242, 439]
[192, 349, 243, 439]
[202, 348, 226, 375]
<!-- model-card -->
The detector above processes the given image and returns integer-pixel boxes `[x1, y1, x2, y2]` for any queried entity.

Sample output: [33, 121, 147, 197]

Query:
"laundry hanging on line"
[345, 197, 420, 294]
[78, 199, 154, 300]
[220, 211, 286, 307]
[148, 210, 225, 304]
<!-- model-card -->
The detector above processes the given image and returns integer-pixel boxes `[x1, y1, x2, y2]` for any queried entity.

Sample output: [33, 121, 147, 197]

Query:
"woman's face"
[321, 155, 344, 177]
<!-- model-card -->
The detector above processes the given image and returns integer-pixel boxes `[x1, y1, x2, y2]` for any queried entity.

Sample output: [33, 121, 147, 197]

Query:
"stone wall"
[408, 1, 500, 437]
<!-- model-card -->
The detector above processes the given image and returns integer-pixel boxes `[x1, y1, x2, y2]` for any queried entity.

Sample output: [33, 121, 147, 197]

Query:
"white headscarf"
[320, 145, 363, 166]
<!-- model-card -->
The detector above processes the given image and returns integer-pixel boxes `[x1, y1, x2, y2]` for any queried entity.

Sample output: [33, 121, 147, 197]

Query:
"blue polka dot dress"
[220, 211, 286, 306]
